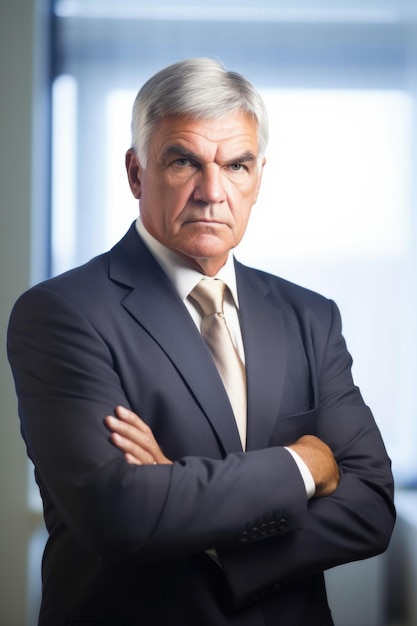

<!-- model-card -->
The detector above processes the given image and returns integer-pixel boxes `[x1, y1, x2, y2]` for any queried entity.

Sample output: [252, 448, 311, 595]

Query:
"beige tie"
[189, 279, 247, 448]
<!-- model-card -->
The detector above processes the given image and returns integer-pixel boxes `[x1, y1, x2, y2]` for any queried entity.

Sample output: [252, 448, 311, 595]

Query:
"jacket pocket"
[269, 407, 318, 446]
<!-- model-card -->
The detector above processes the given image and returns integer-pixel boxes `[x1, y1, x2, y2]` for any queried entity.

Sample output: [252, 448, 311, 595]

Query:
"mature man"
[8, 58, 395, 626]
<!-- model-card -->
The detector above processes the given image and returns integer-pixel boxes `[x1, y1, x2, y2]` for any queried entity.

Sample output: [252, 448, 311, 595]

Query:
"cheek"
[247, 175, 263, 207]
[236, 211, 252, 237]
[230, 188, 256, 224]
[142, 183, 185, 221]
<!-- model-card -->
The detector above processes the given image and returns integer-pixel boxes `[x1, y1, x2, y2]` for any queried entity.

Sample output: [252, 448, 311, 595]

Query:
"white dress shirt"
[135, 217, 315, 498]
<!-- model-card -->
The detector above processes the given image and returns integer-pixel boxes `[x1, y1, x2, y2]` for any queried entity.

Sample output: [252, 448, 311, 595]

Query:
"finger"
[106, 416, 157, 456]
[110, 432, 157, 465]
[105, 411, 173, 465]
[110, 409, 164, 456]
[114, 406, 151, 433]
[125, 452, 154, 466]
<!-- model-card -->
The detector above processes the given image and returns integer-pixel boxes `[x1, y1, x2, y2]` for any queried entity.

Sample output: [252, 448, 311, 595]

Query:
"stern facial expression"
[126, 112, 265, 275]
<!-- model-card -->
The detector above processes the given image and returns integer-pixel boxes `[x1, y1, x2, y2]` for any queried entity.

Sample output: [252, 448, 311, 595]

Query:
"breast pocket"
[268, 407, 318, 447]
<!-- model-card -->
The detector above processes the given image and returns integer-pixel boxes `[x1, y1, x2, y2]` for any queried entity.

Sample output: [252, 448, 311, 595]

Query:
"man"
[8, 58, 395, 626]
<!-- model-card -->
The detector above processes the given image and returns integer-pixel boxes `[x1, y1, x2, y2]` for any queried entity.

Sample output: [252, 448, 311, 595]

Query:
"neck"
[176, 252, 229, 277]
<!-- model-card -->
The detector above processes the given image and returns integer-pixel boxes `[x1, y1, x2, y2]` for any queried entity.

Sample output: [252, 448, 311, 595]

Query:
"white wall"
[0, 1, 49, 624]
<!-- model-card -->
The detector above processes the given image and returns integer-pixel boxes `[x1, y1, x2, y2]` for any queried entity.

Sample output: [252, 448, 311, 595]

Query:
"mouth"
[185, 219, 226, 226]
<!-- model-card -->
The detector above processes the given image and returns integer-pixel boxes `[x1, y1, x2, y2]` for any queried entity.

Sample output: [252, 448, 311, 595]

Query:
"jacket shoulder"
[235, 260, 334, 312]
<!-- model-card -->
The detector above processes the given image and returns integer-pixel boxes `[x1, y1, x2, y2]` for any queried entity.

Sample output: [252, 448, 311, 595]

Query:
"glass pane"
[98, 86, 415, 479]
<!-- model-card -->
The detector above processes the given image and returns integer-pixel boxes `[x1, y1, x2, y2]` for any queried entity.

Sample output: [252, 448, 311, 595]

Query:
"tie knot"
[189, 279, 226, 316]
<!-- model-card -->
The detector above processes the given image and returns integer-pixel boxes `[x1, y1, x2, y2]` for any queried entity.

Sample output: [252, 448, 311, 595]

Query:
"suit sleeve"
[218, 300, 395, 609]
[7, 285, 395, 607]
[7, 285, 308, 562]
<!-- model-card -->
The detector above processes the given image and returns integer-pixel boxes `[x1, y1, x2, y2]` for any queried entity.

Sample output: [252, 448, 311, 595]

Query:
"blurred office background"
[1, 1, 417, 624]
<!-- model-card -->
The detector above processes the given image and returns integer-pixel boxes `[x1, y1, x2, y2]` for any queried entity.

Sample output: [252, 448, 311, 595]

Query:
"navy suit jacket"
[8, 223, 395, 626]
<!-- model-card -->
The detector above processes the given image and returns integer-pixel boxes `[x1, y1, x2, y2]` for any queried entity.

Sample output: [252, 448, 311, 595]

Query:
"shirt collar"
[136, 217, 239, 307]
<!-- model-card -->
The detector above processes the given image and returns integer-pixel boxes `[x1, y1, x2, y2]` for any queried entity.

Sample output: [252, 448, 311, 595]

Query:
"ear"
[253, 157, 266, 204]
[125, 148, 142, 199]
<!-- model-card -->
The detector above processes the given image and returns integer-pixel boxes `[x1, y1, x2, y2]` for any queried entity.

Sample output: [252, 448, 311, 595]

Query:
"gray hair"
[130, 58, 269, 167]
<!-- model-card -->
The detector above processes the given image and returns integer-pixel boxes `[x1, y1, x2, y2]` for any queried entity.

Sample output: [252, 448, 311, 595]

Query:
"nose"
[193, 165, 226, 204]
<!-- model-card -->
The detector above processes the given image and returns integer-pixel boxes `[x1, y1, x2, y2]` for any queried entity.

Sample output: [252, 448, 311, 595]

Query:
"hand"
[105, 406, 173, 466]
[288, 435, 339, 497]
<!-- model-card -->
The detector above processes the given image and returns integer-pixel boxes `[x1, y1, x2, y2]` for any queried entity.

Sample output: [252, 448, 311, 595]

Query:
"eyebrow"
[162, 144, 258, 165]
[162, 145, 201, 162]
[224, 150, 258, 166]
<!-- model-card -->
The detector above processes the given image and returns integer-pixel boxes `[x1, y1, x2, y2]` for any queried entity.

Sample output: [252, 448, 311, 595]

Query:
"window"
[51, 0, 417, 481]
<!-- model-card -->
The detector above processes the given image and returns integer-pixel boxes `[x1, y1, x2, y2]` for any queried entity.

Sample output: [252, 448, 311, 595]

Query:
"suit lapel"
[109, 225, 243, 454]
[235, 262, 287, 451]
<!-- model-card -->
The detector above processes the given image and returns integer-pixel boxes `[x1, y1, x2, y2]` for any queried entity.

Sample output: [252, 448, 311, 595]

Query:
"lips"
[185, 219, 226, 226]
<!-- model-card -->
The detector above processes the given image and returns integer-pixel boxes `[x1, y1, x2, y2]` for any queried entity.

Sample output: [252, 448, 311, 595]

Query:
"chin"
[189, 243, 231, 261]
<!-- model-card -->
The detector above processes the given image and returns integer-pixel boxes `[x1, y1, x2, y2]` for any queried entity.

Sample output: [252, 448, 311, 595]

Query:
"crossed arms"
[7, 276, 395, 603]
[105, 405, 340, 497]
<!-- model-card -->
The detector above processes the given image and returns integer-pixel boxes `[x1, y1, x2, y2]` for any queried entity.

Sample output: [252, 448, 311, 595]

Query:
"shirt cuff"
[285, 447, 316, 499]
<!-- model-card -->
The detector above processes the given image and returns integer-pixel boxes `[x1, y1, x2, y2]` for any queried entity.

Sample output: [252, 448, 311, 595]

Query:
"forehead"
[151, 112, 259, 161]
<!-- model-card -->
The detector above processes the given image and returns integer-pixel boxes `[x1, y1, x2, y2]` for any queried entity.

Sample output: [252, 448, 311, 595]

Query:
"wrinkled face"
[126, 112, 265, 275]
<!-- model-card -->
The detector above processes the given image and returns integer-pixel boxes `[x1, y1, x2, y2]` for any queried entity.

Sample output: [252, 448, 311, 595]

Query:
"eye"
[229, 163, 246, 172]
[173, 158, 195, 168]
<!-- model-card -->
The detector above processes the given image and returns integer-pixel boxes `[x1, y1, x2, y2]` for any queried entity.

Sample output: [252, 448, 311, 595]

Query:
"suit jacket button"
[259, 523, 268, 536]
[239, 531, 250, 543]
[250, 526, 259, 540]
[278, 518, 288, 532]
[267, 521, 277, 534]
